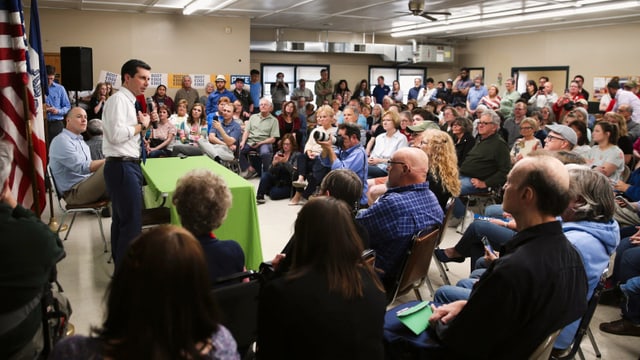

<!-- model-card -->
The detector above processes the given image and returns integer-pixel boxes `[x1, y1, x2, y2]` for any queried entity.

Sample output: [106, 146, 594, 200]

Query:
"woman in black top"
[451, 116, 476, 167]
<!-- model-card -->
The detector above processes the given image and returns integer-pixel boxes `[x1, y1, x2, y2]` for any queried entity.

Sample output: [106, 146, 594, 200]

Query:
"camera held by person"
[314, 131, 343, 148]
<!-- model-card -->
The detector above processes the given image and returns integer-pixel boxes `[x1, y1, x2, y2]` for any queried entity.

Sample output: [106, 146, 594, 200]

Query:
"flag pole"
[22, 81, 41, 215]
[26, 0, 66, 230]
[41, 93, 66, 232]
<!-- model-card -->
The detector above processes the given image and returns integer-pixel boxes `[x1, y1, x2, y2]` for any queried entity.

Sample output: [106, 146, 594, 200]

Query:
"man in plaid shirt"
[356, 147, 443, 290]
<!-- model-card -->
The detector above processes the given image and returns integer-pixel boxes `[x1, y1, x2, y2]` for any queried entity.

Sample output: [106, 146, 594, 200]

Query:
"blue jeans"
[458, 269, 486, 288]
[613, 236, 640, 284]
[104, 161, 143, 269]
[433, 269, 486, 304]
[367, 164, 388, 179]
[484, 204, 504, 218]
[148, 148, 171, 158]
[295, 156, 330, 199]
[621, 276, 640, 324]
[453, 219, 516, 271]
[459, 175, 489, 196]
[257, 171, 291, 200]
[433, 285, 471, 304]
[240, 143, 273, 174]
[453, 176, 491, 217]
[620, 226, 638, 239]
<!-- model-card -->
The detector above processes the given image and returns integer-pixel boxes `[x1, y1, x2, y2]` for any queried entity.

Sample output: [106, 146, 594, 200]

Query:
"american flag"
[0, 0, 47, 214]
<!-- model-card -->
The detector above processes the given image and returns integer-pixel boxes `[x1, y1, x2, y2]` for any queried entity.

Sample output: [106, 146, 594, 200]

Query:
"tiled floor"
[48, 178, 640, 358]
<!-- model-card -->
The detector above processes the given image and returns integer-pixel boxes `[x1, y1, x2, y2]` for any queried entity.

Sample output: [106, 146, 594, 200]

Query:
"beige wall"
[457, 23, 639, 97]
[249, 52, 455, 88]
[250, 28, 457, 86]
[31, 9, 250, 97]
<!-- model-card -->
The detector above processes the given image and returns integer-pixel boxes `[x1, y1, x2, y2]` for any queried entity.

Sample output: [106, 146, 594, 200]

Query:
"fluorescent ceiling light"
[183, 0, 237, 15]
[391, 0, 639, 37]
[183, 0, 208, 15]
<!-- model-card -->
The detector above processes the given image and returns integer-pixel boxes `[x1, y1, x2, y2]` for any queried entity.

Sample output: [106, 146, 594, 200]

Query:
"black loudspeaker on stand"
[60, 47, 93, 92]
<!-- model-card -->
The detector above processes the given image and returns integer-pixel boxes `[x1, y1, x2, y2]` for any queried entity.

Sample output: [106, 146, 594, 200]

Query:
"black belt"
[106, 156, 141, 164]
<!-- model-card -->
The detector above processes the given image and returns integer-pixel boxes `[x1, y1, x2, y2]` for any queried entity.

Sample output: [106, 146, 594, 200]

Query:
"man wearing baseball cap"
[406, 121, 441, 134]
[544, 124, 577, 152]
[404, 121, 441, 148]
[206, 74, 236, 119]
[232, 77, 252, 120]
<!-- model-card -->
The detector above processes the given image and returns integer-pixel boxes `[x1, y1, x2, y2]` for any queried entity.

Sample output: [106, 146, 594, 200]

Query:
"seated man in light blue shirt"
[336, 101, 368, 129]
[319, 123, 368, 206]
[199, 102, 242, 162]
[49, 107, 108, 205]
[336, 105, 368, 147]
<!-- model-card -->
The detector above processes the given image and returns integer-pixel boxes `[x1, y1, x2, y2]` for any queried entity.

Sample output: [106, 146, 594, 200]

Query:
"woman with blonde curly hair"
[173, 169, 245, 287]
[420, 129, 461, 208]
[366, 129, 459, 210]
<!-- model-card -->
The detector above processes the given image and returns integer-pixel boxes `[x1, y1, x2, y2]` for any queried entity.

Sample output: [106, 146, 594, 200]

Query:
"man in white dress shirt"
[102, 59, 156, 268]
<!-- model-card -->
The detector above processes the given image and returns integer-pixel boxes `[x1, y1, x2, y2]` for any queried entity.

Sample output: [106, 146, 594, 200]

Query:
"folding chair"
[141, 206, 171, 229]
[362, 249, 376, 267]
[140, 182, 171, 230]
[220, 146, 242, 175]
[386, 225, 441, 305]
[458, 187, 502, 234]
[550, 269, 608, 360]
[212, 270, 262, 360]
[47, 166, 108, 253]
[429, 197, 456, 290]
[529, 329, 562, 360]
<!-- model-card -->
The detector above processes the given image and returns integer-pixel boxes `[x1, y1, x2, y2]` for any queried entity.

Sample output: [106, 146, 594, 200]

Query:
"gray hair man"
[458, 110, 511, 195]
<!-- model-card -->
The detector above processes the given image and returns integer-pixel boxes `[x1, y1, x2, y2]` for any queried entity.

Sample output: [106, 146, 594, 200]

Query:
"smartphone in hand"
[616, 195, 634, 209]
[481, 236, 495, 255]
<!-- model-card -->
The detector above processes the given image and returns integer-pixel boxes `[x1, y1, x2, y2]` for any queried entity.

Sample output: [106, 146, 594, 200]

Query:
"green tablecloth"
[141, 156, 263, 270]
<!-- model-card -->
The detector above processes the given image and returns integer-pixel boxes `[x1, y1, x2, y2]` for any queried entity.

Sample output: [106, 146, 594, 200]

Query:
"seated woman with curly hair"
[173, 169, 245, 287]
[367, 128, 460, 211]
[49, 225, 239, 359]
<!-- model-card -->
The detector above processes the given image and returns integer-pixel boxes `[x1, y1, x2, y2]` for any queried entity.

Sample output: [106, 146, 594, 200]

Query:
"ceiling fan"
[398, 0, 452, 21]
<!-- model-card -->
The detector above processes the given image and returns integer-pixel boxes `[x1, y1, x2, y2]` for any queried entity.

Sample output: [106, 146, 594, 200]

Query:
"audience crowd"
[4, 67, 639, 359]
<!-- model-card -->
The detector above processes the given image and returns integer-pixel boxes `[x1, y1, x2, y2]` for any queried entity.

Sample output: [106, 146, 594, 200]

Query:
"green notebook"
[396, 301, 433, 335]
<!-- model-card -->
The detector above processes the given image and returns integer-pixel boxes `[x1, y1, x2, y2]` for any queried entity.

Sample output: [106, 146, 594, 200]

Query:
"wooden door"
[44, 52, 61, 81]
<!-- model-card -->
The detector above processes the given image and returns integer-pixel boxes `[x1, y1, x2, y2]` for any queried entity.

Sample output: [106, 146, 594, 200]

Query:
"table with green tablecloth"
[141, 156, 262, 269]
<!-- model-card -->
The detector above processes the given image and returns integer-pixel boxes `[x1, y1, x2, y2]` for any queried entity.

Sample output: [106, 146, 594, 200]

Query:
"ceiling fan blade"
[425, 11, 452, 16]
[421, 13, 438, 21]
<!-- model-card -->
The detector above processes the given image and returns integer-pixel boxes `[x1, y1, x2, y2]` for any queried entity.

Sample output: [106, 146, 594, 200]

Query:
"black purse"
[149, 138, 165, 148]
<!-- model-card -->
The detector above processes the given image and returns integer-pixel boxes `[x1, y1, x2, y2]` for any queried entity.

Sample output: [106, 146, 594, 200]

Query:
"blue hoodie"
[555, 219, 620, 349]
